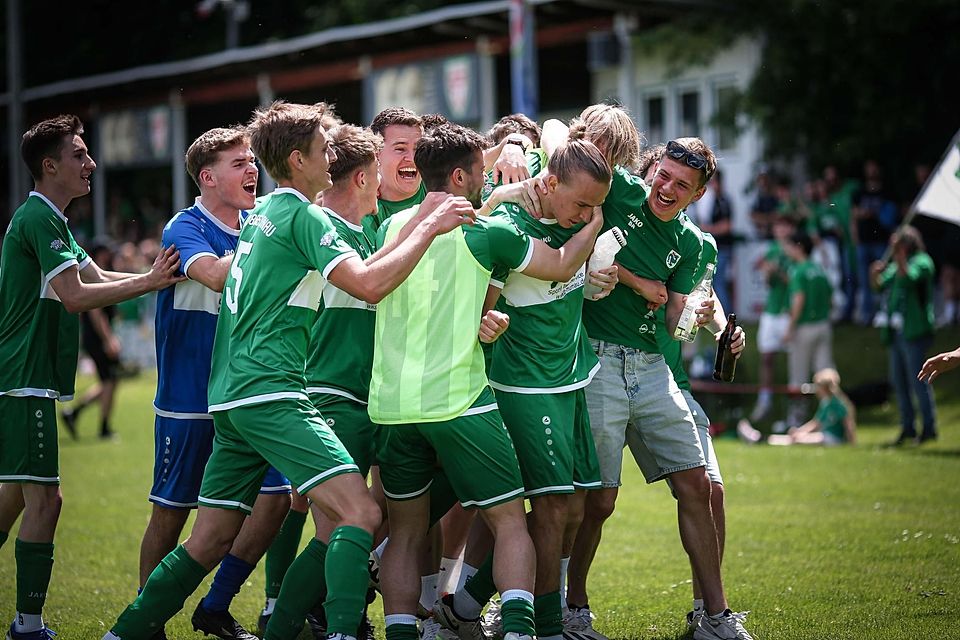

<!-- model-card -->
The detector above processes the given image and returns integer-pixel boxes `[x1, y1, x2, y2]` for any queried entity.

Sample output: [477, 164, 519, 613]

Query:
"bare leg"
[139, 504, 191, 587]
[671, 468, 726, 614]
[566, 487, 617, 607]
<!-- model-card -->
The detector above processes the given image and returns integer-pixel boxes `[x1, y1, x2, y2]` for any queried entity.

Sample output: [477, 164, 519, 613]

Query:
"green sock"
[265, 538, 328, 640]
[0, 530, 9, 548]
[265, 508, 308, 599]
[15, 539, 54, 615]
[111, 545, 209, 640]
[463, 552, 497, 606]
[323, 525, 374, 636]
[534, 590, 563, 637]
[501, 593, 536, 636]
[385, 621, 419, 640]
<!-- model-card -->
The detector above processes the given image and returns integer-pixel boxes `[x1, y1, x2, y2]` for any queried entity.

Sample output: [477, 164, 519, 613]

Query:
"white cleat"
[693, 609, 754, 640]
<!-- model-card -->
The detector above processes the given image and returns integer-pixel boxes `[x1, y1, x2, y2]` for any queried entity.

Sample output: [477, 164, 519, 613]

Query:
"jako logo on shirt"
[665, 250, 681, 269]
[319, 231, 336, 247]
[50, 239, 66, 251]
[626, 213, 644, 229]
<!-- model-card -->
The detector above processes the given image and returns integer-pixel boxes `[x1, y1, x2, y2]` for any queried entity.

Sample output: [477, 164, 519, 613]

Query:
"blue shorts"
[150, 415, 291, 509]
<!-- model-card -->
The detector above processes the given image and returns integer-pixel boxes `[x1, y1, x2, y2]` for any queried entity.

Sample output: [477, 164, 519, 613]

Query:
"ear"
[691, 185, 707, 203]
[288, 149, 304, 173]
[41, 156, 58, 176]
[355, 169, 366, 190]
[199, 167, 216, 188]
[546, 174, 559, 192]
[452, 168, 465, 186]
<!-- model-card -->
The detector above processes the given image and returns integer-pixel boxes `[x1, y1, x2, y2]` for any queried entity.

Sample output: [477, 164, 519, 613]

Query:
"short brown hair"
[328, 124, 383, 185]
[414, 123, 487, 192]
[488, 114, 541, 147]
[548, 138, 612, 187]
[248, 101, 326, 182]
[184, 126, 250, 189]
[21, 114, 84, 181]
[370, 107, 422, 137]
[664, 137, 718, 187]
[569, 104, 641, 171]
[636, 143, 666, 181]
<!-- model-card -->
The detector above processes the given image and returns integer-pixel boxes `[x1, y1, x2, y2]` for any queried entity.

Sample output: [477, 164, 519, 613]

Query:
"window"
[678, 89, 700, 137]
[644, 94, 664, 146]
[713, 83, 740, 150]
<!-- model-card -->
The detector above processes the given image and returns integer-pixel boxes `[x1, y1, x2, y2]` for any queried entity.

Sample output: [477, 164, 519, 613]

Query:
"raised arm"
[520, 209, 602, 283]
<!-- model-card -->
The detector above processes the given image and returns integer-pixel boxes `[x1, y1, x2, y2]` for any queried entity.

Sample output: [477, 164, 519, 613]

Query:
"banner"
[914, 129, 960, 225]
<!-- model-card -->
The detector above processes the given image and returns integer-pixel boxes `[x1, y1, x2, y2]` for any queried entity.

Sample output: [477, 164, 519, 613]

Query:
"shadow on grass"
[911, 448, 960, 458]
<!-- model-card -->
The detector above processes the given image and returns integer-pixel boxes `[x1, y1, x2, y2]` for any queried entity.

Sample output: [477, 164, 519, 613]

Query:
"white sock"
[374, 537, 389, 561]
[102, 633, 122, 640]
[692, 598, 704, 613]
[419, 572, 439, 611]
[262, 597, 277, 616]
[14, 612, 43, 633]
[385, 613, 419, 627]
[501, 588, 535, 604]
[453, 588, 484, 619]
[559, 556, 570, 610]
[456, 561, 478, 593]
[438, 556, 459, 596]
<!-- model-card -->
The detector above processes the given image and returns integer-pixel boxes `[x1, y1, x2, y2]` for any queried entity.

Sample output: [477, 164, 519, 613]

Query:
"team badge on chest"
[665, 250, 681, 269]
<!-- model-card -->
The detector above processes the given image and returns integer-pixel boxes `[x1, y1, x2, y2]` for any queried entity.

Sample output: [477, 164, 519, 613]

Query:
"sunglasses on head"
[665, 140, 711, 178]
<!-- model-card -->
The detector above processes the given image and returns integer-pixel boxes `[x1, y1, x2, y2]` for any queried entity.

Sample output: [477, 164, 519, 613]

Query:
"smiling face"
[301, 126, 337, 195]
[546, 171, 610, 228]
[377, 124, 422, 202]
[51, 134, 97, 200]
[647, 157, 706, 220]
[358, 158, 382, 215]
[203, 144, 258, 211]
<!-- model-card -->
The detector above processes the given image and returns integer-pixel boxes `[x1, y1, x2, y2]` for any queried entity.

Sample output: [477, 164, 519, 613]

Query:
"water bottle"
[713, 313, 738, 382]
[583, 226, 627, 299]
[673, 263, 715, 342]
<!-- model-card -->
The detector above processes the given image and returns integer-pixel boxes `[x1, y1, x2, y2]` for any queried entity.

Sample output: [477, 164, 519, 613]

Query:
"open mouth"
[242, 180, 257, 195]
[398, 166, 418, 181]
[654, 190, 676, 208]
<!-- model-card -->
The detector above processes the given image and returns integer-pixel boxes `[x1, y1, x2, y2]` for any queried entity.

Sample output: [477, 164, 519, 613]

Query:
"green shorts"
[200, 396, 358, 513]
[310, 392, 378, 477]
[497, 388, 601, 497]
[0, 395, 60, 485]
[377, 388, 524, 509]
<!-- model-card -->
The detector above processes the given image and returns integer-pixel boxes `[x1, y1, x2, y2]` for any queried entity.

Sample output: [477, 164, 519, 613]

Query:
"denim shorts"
[585, 339, 705, 485]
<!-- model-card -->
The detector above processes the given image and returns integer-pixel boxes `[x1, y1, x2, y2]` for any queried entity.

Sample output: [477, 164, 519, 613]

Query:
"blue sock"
[202, 553, 255, 613]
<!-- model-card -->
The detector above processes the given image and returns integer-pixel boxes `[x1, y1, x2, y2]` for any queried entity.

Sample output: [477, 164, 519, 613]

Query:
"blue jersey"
[154, 199, 244, 417]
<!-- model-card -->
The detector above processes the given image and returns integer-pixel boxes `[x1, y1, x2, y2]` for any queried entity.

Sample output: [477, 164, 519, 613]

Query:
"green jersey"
[658, 225, 717, 391]
[877, 251, 935, 342]
[489, 203, 599, 393]
[0, 192, 91, 400]
[582, 166, 702, 351]
[481, 148, 547, 202]
[369, 207, 533, 423]
[369, 183, 427, 231]
[788, 259, 832, 324]
[207, 188, 358, 412]
[763, 241, 793, 315]
[304, 208, 379, 403]
[815, 394, 849, 441]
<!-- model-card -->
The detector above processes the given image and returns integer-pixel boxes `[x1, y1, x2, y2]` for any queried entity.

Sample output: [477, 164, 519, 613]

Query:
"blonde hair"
[569, 104, 642, 171]
[547, 138, 611, 187]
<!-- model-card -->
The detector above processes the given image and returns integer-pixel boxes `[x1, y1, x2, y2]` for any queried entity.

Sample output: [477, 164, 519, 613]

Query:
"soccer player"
[0, 114, 182, 640]
[450, 132, 615, 640]
[102, 101, 475, 640]
[562, 136, 753, 640]
[141, 126, 294, 640]
[369, 123, 605, 640]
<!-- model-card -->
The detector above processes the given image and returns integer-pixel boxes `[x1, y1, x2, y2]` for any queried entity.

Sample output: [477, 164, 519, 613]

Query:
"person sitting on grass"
[738, 368, 856, 446]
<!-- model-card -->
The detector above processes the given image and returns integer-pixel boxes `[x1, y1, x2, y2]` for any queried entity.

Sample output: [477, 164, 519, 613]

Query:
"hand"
[586, 265, 618, 301]
[421, 193, 476, 235]
[783, 326, 794, 344]
[869, 260, 885, 278]
[480, 176, 549, 219]
[918, 347, 960, 383]
[729, 326, 746, 358]
[478, 310, 510, 343]
[584, 206, 604, 234]
[492, 144, 530, 184]
[694, 296, 716, 328]
[632, 274, 667, 307]
[147, 245, 185, 290]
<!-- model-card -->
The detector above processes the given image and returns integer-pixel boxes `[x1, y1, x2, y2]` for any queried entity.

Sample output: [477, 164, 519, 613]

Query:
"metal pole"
[614, 13, 636, 113]
[256, 73, 276, 194]
[7, 0, 24, 214]
[477, 36, 496, 132]
[92, 105, 107, 237]
[170, 90, 187, 210]
[509, 0, 538, 118]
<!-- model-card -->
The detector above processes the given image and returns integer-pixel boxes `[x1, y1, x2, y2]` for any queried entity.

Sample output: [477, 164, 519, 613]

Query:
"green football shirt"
[763, 241, 793, 315]
[877, 251, 935, 342]
[815, 394, 848, 441]
[369, 206, 533, 423]
[207, 188, 358, 412]
[658, 226, 717, 391]
[582, 166, 702, 351]
[304, 208, 379, 403]
[488, 203, 599, 393]
[788, 259, 832, 324]
[369, 183, 427, 231]
[0, 192, 91, 400]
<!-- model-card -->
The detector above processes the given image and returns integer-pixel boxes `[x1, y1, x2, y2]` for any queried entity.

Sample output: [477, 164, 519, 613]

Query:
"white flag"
[915, 129, 960, 225]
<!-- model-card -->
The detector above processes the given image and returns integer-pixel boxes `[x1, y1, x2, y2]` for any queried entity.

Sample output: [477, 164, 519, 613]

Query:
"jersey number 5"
[224, 240, 253, 314]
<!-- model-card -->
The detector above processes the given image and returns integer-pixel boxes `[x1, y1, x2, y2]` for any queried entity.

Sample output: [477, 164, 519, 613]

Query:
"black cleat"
[190, 601, 258, 640]
[60, 409, 78, 439]
[306, 603, 327, 640]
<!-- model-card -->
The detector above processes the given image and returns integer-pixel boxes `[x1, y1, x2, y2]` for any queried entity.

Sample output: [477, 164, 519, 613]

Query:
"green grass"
[2, 324, 960, 639]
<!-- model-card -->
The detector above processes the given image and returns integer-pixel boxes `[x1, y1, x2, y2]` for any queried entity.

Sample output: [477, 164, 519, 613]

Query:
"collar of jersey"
[273, 186, 310, 203]
[323, 207, 364, 233]
[194, 197, 242, 236]
[29, 191, 67, 223]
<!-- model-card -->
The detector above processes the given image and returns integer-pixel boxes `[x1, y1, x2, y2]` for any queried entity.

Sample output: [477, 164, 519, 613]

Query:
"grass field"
[2, 324, 959, 639]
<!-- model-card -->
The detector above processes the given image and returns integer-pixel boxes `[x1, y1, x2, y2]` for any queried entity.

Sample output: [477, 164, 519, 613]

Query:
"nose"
[87, 156, 97, 170]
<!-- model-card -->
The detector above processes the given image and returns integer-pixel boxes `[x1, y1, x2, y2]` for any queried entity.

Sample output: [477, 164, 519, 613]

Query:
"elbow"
[62, 300, 83, 315]
[358, 284, 385, 305]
